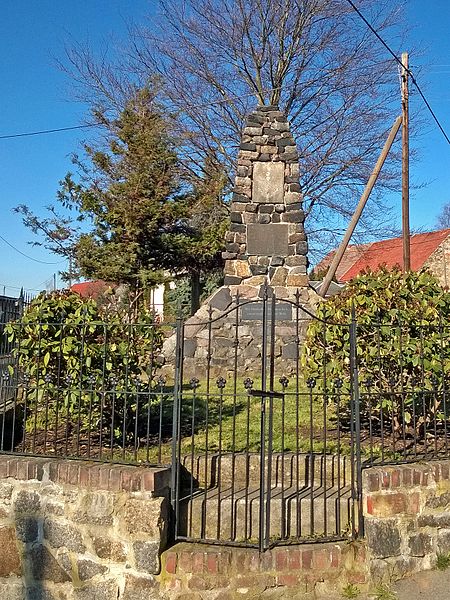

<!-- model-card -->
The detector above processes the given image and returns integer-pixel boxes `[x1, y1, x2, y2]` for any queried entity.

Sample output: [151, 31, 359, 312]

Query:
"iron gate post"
[350, 304, 364, 538]
[258, 285, 268, 552]
[171, 313, 184, 535]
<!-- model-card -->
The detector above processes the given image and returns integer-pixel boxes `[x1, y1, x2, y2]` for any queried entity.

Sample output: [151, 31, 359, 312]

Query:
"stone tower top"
[223, 105, 308, 289]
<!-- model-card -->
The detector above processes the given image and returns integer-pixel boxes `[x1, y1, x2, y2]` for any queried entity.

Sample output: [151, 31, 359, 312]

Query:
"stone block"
[270, 267, 288, 286]
[43, 519, 86, 552]
[15, 516, 39, 543]
[246, 276, 267, 286]
[281, 210, 303, 223]
[209, 288, 232, 311]
[247, 224, 289, 256]
[250, 265, 268, 276]
[235, 260, 251, 278]
[271, 256, 284, 266]
[259, 145, 277, 154]
[73, 580, 119, 600]
[243, 126, 263, 136]
[133, 540, 161, 574]
[122, 574, 158, 600]
[252, 162, 285, 204]
[13, 489, 41, 514]
[224, 276, 242, 285]
[409, 533, 433, 556]
[124, 497, 165, 538]
[27, 545, 70, 583]
[438, 529, 450, 553]
[0, 527, 21, 576]
[75, 492, 114, 526]
[240, 142, 257, 151]
[258, 214, 271, 224]
[93, 537, 127, 562]
[285, 255, 307, 267]
[365, 519, 401, 558]
[77, 558, 108, 581]
[0, 582, 24, 600]
[295, 241, 308, 254]
[286, 274, 308, 287]
[284, 192, 301, 205]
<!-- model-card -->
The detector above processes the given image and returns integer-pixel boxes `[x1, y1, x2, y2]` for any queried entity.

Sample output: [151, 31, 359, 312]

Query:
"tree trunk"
[190, 271, 201, 315]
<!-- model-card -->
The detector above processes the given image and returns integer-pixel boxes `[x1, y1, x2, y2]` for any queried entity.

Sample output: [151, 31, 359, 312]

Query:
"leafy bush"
[303, 268, 450, 435]
[6, 291, 163, 446]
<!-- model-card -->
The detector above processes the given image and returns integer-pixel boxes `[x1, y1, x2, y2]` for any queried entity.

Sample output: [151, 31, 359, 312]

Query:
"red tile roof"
[316, 229, 450, 283]
[71, 280, 114, 299]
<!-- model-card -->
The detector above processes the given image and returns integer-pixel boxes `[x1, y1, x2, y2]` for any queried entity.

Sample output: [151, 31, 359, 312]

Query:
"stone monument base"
[161, 283, 320, 380]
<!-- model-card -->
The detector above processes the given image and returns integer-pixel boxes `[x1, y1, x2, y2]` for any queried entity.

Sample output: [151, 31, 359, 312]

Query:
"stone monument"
[162, 105, 319, 377]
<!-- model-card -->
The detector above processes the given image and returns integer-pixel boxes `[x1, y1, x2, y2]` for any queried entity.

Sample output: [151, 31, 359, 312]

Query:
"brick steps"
[182, 451, 351, 488]
[179, 482, 354, 541]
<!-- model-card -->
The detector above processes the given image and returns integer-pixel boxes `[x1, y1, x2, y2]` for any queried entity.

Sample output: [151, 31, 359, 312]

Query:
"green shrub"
[303, 268, 450, 435]
[6, 291, 163, 446]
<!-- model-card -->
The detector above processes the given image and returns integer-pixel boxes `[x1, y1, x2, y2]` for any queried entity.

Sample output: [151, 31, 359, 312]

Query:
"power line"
[0, 88, 278, 141]
[0, 123, 100, 140]
[344, 0, 450, 146]
[0, 234, 65, 265]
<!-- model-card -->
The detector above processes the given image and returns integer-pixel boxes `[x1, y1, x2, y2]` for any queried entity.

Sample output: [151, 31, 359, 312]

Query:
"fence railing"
[0, 318, 173, 466]
[2, 311, 450, 473]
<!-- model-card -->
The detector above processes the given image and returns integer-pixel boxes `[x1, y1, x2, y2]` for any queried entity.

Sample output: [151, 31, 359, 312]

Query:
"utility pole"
[401, 52, 411, 272]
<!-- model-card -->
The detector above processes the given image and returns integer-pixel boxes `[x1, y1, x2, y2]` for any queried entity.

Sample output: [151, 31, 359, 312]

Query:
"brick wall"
[0, 455, 170, 600]
[160, 541, 368, 599]
[364, 461, 450, 583]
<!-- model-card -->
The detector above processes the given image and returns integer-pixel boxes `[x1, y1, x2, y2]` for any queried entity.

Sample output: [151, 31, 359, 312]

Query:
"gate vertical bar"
[171, 312, 184, 539]
[264, 290, 276, 549]
[350, 304, 364, 538]
[259, 285, 268, 552]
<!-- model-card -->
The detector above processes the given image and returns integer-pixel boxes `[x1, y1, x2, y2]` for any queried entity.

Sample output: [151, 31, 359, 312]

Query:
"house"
[314, 229, 450, 287]
[70, 280, 166, 318]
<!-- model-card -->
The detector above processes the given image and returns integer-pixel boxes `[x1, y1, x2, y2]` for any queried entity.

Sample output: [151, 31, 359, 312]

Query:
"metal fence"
[0, 318, 172, 465]
[2, 293, 450, 551]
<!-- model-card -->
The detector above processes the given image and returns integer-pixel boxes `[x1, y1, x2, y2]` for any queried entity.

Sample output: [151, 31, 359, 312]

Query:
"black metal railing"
[172, 292, 362, 551]
[0, 319, 173, 466]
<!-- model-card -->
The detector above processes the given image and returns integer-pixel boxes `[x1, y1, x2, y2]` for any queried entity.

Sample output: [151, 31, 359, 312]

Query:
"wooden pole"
[401, 52, 411, 271]
[319, 116, 402, 297]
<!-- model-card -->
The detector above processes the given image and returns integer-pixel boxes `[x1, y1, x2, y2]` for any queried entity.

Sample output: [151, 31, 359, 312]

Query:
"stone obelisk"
[162, 105, 317, 377]
[223, 105, 308, 290]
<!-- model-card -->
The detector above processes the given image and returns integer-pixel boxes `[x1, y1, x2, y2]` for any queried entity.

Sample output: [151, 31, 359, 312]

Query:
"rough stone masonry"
[162, 105, 319, 378]
[223, 104, 308, 288]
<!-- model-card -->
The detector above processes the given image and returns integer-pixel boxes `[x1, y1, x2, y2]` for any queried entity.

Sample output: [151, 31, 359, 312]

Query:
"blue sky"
[1, 0, 450, 295]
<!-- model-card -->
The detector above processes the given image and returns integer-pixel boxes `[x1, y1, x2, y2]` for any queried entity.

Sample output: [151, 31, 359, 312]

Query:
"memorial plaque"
[247, 223, 289, 256]
[253, 162, 285, 204]
[241, 302, 292, 321]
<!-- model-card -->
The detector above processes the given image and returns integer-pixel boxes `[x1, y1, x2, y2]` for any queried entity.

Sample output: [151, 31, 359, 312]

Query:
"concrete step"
[181, 452, 351, 489]
[179, 483, 354, 542]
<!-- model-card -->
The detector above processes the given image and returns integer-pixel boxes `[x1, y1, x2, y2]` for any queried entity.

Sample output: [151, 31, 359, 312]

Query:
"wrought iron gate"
[171, 289, 363, 550]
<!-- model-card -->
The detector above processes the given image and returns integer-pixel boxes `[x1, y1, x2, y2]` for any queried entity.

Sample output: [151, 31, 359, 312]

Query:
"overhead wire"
[0, 123, 101, 140]
[0, 87, 282, 141]
[0, 234, 66, 265]
[344, 0, 450, 146]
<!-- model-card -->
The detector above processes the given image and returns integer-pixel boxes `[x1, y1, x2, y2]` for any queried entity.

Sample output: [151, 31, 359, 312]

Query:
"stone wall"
[4, 456, 450, 598]
[0, 455, 170, 600]
[363, 460, 450, 584]
[424, 239, 450, 288]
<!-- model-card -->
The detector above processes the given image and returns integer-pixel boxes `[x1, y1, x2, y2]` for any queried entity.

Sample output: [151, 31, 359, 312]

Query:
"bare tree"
[62, 0, 407, 257]
[436, 203, 450, 230]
